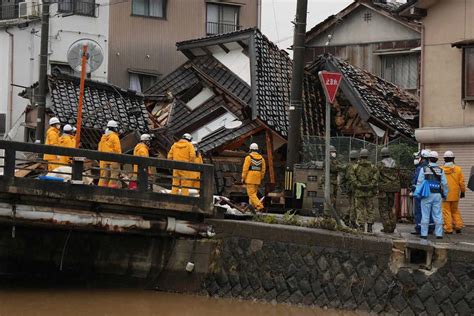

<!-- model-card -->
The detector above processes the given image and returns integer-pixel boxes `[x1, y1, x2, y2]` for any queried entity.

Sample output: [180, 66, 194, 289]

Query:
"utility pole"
[35, 0, 50, 143]
[285, 0, 308, 196]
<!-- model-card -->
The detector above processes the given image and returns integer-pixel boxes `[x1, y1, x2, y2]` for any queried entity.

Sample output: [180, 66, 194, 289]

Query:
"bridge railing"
[0, 140, 215, 216]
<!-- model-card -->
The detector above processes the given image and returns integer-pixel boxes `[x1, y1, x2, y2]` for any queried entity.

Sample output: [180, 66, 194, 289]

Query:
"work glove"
[241, 178, 245, 184]
[461, 192, 465, 199]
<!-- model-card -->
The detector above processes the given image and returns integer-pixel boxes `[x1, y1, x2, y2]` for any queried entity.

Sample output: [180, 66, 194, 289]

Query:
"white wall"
[0, 0, 110, 141]
[210, 42, 251, 85]
[307, 6, 420, 47]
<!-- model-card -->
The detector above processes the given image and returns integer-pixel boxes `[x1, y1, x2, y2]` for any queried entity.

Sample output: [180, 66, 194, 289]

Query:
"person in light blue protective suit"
[415, 151, 448, 239]
[411, 150, 434, 234]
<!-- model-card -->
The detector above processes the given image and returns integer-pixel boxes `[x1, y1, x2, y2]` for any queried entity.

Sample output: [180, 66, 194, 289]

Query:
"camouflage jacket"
[377, 158, 401, 193]
[342, 162, 357, 193]
[349, 160, 379, 197]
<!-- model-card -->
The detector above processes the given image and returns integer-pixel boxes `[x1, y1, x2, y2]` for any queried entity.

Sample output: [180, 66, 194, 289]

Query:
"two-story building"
[305, 0, 421, 94]
[0, 0, 109, 141]
[400, 0, 474, 225]
[108, 0, 261, 92]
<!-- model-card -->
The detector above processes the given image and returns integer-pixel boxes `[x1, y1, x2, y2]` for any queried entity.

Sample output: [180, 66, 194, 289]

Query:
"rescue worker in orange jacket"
[58, 124, 76, 166]
[44, 117, 62, 171]
[98, 120, 122, 188]
[190, 141, 204, 191]
[129, 133, 151, 190]
[167, 133, 195, 196]
[441, 151, 466, 234]
[241, 143, 266, 211]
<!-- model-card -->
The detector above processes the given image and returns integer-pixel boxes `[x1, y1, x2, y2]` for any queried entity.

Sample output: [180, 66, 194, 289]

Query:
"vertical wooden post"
[4, 148, 16, 178]
[71, 157, 84, 182]
[137, 163, 149, 192]
[265, 129, 275, 184]
[75, 44, 88, 148]
[199, 164, 214, 214]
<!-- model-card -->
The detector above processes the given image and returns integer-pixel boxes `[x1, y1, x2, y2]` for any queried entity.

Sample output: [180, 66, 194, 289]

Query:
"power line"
[271, 0, 280, 43]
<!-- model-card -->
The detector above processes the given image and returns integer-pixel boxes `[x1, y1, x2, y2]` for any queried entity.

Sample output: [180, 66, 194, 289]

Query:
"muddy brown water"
[0, 290, 365, 315]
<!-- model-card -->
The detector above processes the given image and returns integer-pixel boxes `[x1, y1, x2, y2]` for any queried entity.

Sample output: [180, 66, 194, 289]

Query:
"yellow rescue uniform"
[242, 152, 266, 211]
[44, 127, 61, 170]
[98, 131, 122, 188]
[442, 164, 466, 233]
[58, 134, 76, 166]
[167, 139, 195, 196]
[190, 153, 204, 190]
[133, 142, 150, 176]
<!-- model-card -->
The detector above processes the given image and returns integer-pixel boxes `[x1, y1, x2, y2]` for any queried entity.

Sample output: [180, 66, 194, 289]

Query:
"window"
[58, 0, 96, 17]
[381, 54, 418, 90]
[463, 47, 474, 100]
[206, 3, 240, 35]
[191, 111, 238, 142]
[132, 0, 166, 18]
[0, 0, 24, 20]
[129, 72, 159, 93]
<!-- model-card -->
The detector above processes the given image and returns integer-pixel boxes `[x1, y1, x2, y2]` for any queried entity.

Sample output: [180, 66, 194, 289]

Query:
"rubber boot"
[367, 223, 373, 233]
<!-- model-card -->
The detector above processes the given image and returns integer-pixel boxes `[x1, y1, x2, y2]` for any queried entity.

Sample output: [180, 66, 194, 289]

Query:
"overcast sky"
[261, 0, 354, 53]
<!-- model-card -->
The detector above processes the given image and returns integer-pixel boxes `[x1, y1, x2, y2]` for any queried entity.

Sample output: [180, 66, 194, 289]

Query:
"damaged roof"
[307, 54, 419, 138]
[48, 74, 149, 135]
[147, 28, 323, 148]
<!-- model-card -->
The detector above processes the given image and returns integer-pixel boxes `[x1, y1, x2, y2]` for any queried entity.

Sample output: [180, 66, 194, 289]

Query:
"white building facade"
[0, 0, 109, 141]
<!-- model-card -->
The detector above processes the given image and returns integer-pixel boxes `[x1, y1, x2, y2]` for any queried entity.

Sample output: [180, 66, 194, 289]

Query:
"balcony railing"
[0, 3, 20, 21]
[206, 21, 241, 35]
[58, 0, 96, 17]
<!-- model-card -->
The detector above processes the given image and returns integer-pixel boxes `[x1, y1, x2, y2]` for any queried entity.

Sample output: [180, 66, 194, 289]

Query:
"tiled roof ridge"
[176, 27, 259, 48]
[49, 74, 143, 98]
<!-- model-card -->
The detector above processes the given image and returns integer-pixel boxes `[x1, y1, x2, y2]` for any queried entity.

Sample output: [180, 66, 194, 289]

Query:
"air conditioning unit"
[19, 1, 40, 19]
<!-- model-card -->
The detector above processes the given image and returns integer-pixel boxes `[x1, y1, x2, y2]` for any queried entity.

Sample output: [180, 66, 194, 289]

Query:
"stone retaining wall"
[201, 221, 474, 315]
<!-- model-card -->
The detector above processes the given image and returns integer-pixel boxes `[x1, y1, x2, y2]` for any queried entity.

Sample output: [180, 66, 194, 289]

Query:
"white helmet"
[429, 151, 439, 159]
[107, 120, 119, 128]
[250, 143, 259, 151]
[191, 141, 198, 147]
[49, 117, 60, 125]
[140, 133, 151, 141]
[182, 133, 192, 141]
[444, 150, 454, 158]
[421, 149, 431, 158]
[63, 124, 73, 133]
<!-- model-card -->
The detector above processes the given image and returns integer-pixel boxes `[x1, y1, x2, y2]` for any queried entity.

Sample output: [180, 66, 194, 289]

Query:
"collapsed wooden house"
[144, 28, 419, 197]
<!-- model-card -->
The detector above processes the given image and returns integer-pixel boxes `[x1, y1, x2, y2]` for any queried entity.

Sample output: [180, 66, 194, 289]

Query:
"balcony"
[206, 21, 241, 36]
[0, 2, 20, 21]
[58, 0, 97, 17]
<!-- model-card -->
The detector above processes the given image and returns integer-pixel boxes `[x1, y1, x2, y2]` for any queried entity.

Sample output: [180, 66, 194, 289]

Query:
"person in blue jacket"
[415, 151, 448, 239]
[411, 150, 434, 234]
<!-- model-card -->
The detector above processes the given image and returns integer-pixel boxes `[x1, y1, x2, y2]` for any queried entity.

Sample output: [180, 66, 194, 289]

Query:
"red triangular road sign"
[319, 71, 343, 104]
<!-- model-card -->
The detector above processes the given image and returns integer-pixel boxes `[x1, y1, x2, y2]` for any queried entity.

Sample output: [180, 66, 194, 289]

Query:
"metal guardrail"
[0, 140, 215, 216]
[58, 0, 96, 17]
[206, 21, 241, 35]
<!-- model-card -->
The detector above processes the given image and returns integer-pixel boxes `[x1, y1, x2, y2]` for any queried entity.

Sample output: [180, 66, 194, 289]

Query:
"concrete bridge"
[0, 140, 215, 237]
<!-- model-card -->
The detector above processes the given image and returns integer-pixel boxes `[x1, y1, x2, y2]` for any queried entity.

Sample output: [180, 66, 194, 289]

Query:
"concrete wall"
[108, 0, 259, 89]
[421, 0, 474, 128]
[0, 1, 109, 141]
[200, 221, 474, 315]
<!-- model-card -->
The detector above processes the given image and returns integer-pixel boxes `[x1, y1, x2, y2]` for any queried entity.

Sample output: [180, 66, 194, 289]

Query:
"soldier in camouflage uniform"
[377, 147, 400, 233]
[349, 149, 378, 233]
[343, 150, 360, 228]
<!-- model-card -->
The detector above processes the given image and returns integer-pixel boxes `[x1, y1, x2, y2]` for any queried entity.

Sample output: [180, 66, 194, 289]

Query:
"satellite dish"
[67, 39, 104, 73]
[224, 120, 243, 129]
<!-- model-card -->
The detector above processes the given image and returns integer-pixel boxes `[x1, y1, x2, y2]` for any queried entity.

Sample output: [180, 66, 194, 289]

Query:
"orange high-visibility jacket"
[98, 132, 121, 154]
[44, 127, 60, 162]
[167, 139, 195, 162]
[242, 152, 266, 185]
[58, 134, 76, 165]
[133, 142, 150, 173]
[442, 164, 466, 201]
